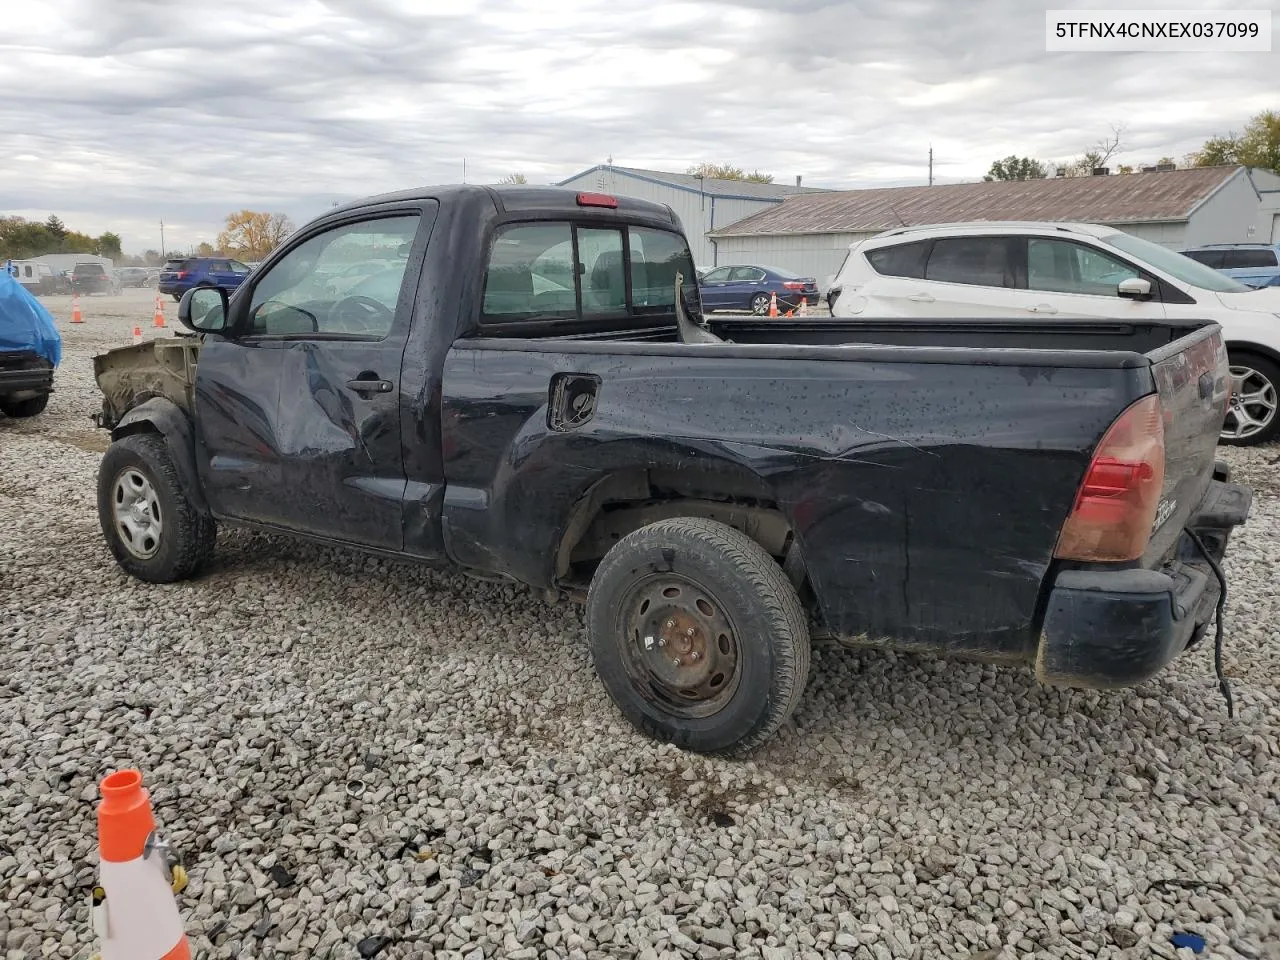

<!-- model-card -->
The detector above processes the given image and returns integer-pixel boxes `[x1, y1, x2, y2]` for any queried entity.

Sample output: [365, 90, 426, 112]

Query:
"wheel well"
[1225, 341, 1280, 368]
[554, 469, 809, 593]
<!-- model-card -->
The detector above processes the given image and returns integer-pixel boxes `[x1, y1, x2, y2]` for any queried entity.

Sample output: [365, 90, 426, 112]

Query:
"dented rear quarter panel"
[441, 340, 1155, 659]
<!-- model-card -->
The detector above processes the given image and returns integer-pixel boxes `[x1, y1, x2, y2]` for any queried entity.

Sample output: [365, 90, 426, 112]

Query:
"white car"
[827, 221, 1280, 445]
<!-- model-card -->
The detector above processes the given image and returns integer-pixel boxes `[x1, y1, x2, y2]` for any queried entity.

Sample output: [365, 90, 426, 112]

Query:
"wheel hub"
[624, 577, 740, 717]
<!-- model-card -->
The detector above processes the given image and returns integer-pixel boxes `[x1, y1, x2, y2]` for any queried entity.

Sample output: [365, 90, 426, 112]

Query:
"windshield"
[1102, 232, 1253, 293]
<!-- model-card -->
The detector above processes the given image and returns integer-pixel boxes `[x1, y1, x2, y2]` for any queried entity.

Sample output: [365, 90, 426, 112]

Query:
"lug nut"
[672, 659, 682, 667]
[690, 651, 701, 661]
[666, 620, 675, 628]
[686, 627, 695, 637]
[657, 638, 666, 647]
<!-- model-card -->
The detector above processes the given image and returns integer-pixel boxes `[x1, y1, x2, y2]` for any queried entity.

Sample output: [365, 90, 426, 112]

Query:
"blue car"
[1180, 244, 1280, 289]
[698, 264, 821, 315]
[158, 257, 252, 301]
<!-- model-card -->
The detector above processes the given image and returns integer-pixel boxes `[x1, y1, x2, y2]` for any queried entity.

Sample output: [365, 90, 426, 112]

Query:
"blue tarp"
[0, 269, 62, 367]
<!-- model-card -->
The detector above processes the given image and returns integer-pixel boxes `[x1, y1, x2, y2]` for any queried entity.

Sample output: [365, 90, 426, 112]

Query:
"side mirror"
[1118, 277, 1152, 300]
[178, 286, 228, 333]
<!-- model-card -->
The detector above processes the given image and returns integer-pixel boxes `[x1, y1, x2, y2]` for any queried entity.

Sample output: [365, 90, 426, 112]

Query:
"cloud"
[0, 0, 1273, 252]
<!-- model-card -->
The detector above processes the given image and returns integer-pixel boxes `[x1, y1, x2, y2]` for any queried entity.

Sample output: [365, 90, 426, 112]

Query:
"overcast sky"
[1, 0, 1275, 254]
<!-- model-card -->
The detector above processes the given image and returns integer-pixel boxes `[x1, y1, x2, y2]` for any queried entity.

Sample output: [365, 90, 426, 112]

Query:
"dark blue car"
[158, 257, 252, 301]
[697, 264, 821, 315]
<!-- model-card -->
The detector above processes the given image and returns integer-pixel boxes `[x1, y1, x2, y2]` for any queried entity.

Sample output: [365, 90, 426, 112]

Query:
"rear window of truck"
[480, 221, 698, 334]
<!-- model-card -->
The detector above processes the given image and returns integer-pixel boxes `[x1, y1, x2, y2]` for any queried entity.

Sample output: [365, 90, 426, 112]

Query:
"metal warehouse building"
[708, 165, 1270, 288]
[557, 164, 825, 269]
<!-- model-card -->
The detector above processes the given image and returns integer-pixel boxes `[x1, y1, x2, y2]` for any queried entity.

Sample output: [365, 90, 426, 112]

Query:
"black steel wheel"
[587, 517, 810, 755]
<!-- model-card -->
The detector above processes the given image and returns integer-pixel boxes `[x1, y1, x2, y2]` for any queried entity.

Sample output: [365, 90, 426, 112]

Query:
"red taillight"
[576, 192, 618, 208]
[1054, 394, 1165, 562]
[782, 281, 805, 291]
[175, 271, 188, 279]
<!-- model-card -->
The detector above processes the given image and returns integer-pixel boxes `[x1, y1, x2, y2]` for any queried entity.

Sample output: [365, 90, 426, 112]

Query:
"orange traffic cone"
[71, 293, 84, 324]
[798, 297, 809, 317]
[132, 324, 143, 345]
[93, 769, 191, 960]
[152, 295, 166, 329]
[768, 291, 778, 317]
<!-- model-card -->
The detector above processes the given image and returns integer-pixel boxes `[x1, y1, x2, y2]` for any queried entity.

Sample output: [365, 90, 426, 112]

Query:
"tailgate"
[1143, 324, 1231, 562]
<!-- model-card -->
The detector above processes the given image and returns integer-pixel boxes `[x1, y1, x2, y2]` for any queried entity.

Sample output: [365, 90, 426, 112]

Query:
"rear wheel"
[586, 518, 810, 755]
[0, 393, 49, 418]
[1221, 353, 1280, 445]
[97, 434, 215, 582]
[750, 293, 770, 315]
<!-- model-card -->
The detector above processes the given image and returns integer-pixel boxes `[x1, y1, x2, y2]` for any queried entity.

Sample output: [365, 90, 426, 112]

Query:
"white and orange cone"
[768, 291, 778, 317]
[71, 293, 84, 324]
[152, 295, 166, 329]
[93, 769, 190, 960]
[131, 324, 143, 345]
[798, 297, 809, 317]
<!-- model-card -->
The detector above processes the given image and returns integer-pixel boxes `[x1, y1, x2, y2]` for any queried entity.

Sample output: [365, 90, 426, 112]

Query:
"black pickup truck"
[91, 186, 1251, 754]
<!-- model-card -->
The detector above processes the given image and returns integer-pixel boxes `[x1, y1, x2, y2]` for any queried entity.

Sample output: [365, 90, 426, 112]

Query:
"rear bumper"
[1036, 470, 1251, 688]
[0, 357, 54, 398]
[158, 282, 188, 295]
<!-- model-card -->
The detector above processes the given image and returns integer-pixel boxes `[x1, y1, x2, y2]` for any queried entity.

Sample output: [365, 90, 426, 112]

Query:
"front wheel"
[97, 433, 215, 582]
[586, 517, 811, 755]
[750, 293, 771, 315]
[0, 393, 49, 418]
[1221, 353, 1280, 445]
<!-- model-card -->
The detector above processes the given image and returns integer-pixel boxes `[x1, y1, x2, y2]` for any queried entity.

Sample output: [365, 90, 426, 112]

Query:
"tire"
[750, 293, 771, 316]
[171, 293, 182, 302]
[1221, 352, 1280, 446]
[586, 517, 810, 756]
[97, 433, 215, 582]
[0, 393, 49, 418]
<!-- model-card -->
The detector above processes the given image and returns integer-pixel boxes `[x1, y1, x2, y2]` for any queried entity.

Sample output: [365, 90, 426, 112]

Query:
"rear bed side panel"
[440, 342, 1152, 656]
[1142, 326, 1231, 565]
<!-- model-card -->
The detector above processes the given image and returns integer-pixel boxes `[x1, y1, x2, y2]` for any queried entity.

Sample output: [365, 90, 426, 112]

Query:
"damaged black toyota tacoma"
[90, 185, 1252, 754]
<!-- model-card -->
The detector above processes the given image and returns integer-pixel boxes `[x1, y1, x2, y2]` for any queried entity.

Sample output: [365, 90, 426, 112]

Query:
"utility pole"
[160, 220, 165, 256]
[928, 146, 934, 187]
[462, 158, 467, 184]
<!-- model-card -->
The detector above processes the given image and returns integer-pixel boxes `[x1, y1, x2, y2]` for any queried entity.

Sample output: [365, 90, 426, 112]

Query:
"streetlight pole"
[160, 220, 166, 257]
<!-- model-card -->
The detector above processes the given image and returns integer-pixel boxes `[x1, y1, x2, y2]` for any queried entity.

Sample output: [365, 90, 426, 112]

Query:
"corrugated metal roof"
[559, 165, 828, 201]
[709, 166, 1244, 237]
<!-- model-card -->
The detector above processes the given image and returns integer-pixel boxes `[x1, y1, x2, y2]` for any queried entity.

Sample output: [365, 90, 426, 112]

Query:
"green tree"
[983, 156, 1048, 181]
[44, 215, 66, 243]
[686, 162, 774, 183]
[1191, 111, 1280, 173]
[97, 231, 123, 259]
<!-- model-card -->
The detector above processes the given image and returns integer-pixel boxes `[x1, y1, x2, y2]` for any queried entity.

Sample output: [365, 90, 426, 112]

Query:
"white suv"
[828, 222, 1280, 445]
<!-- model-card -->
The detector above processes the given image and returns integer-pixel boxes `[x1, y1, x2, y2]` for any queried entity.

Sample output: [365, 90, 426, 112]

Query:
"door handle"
[347, 377, 393, 394]
[1028, 304, 1059, 314]
[907, 293, 935, 303]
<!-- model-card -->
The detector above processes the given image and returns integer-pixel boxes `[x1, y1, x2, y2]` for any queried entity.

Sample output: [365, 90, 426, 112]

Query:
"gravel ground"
[1, 291, 1278, 960]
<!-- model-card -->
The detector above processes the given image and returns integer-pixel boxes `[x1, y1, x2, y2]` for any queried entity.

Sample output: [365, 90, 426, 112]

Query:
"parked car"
[1181, 243, 1280, 289]
[115, 266, 151, 288]
[698, 264, 820, 315]
[87, 186, 1249, 755]
[71, 262, 118, 295]
[826, 221, 1280, 445]
[158, 257, 252, 301]
[1, 270, 60, 418]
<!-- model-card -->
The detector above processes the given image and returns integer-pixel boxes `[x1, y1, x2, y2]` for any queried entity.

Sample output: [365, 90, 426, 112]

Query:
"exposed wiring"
[1185, 528, 1234, 718]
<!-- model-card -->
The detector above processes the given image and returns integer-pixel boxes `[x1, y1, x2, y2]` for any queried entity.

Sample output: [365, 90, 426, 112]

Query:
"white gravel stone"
[1, 293, 1278, 959]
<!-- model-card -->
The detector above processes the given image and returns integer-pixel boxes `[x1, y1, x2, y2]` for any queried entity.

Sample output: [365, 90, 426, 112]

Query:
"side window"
[23, 265, 32, 277]
[1183, 249, 1225, 269]
[230, 260, 251, 274]
[1028, 239, 1139, 296]
[728, 266, 762, 281]
[482, 222, 574, 319]
[247, 214, 419, 338]
[629, 227, 698, 312]
[701, 266, 732, 282]
[1223, 249, 1278, 269]
[578, 228, 626, 316]
[866, 241, 929, 279]
[925, 238, 1014, 287]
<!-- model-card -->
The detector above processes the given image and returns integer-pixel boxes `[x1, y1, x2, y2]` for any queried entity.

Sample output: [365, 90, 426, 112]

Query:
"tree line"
[0, 215, 122, 262]
[984, 110, 1279, 181]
